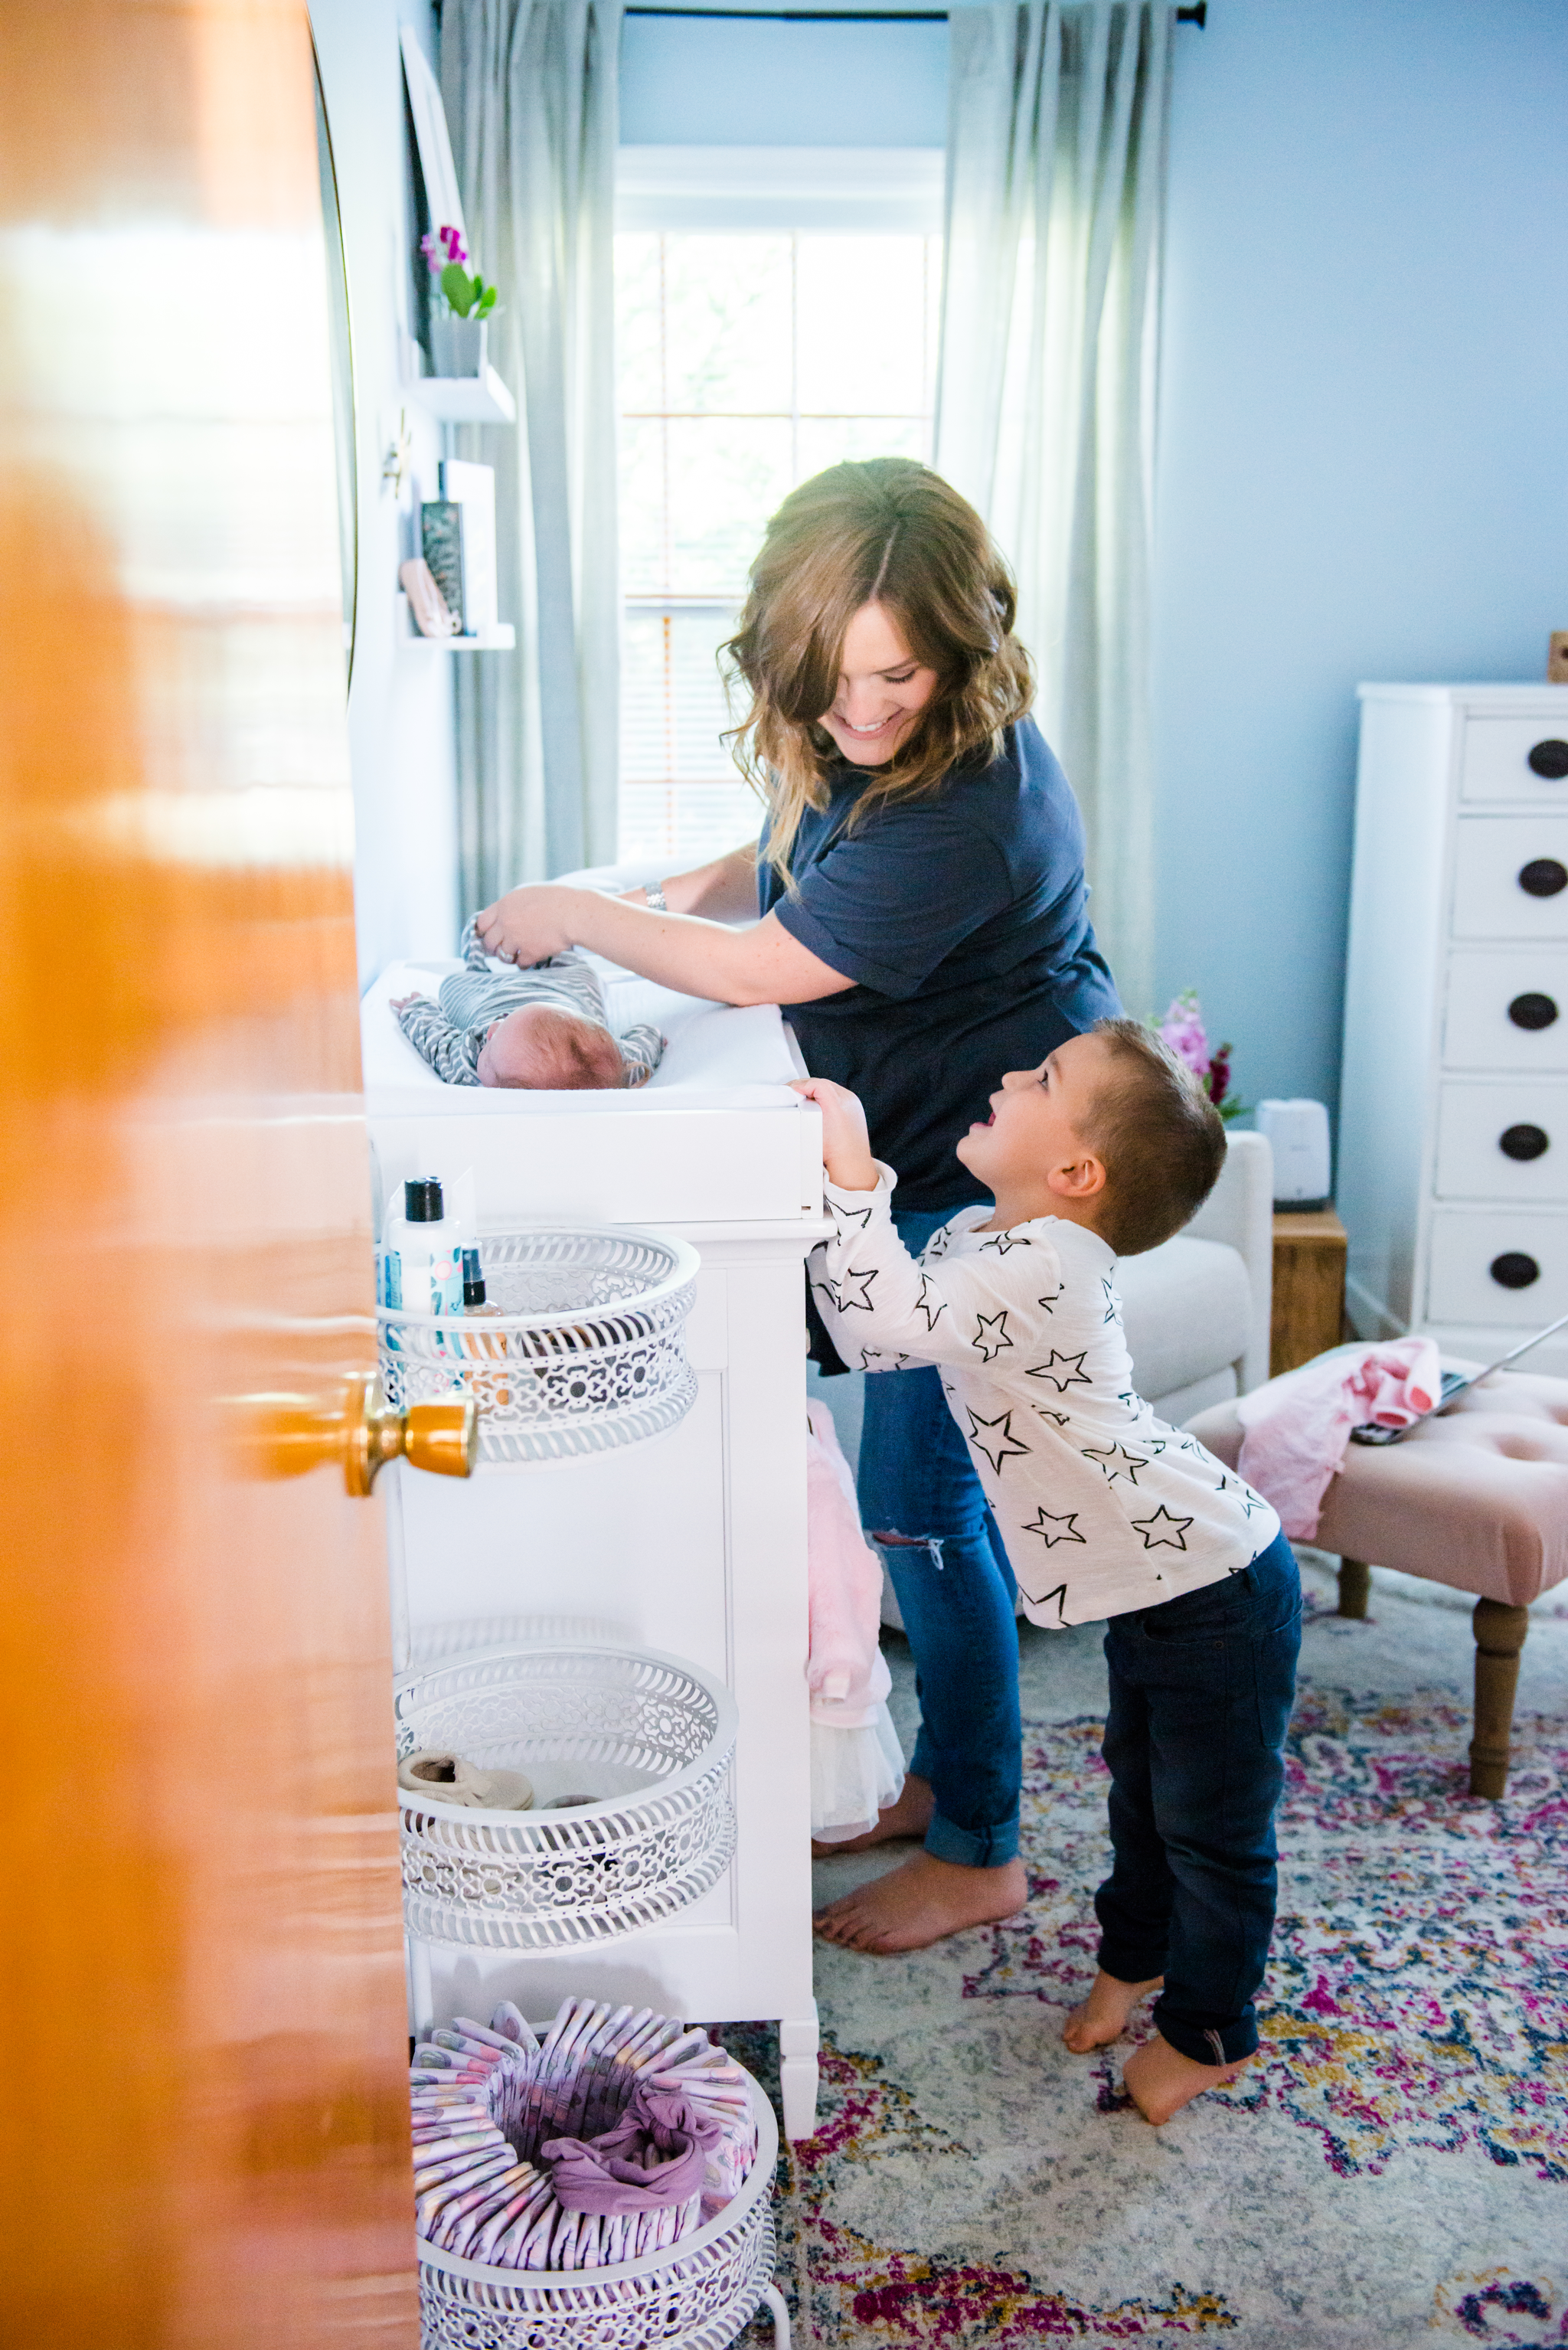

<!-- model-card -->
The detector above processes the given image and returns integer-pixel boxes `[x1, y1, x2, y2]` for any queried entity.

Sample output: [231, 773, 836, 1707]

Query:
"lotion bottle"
[380, 1178, 465, 1345]
[462, 1246, 509, 1404]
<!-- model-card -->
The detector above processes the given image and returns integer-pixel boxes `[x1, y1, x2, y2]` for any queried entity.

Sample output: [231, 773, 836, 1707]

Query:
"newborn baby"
[393, 918, 665, 1090]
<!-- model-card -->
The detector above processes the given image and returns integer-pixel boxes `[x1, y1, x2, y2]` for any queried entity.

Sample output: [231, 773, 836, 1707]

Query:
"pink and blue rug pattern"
[749, 1605, 1568, 2348]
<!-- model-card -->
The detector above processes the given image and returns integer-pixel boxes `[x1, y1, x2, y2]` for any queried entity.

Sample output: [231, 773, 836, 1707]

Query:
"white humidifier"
[1256, 1099, 1332, 1210]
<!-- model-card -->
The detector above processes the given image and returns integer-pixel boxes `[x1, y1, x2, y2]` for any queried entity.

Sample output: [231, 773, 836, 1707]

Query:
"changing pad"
[361, 950, 804, 1115]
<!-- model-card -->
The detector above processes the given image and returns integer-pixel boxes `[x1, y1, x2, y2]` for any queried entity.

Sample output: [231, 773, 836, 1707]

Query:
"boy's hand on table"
[790, 1077, 879, 1193]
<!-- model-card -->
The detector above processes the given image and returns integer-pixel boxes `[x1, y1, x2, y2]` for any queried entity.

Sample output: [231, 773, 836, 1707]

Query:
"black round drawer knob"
[1528, 739, 1568, 779]
[1508, 992, 1559, 1031]
[1519, 858, 1568, 897]
[1500, 1123, 1550, 1161]
[1490, 1251, 1541, 1289]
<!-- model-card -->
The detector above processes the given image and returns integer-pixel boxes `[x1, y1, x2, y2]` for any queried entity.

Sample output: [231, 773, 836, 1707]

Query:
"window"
[614, 149, 943, 866]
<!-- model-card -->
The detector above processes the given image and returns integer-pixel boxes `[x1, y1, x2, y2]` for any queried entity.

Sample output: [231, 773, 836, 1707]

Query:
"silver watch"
[645, 882, 668, 911]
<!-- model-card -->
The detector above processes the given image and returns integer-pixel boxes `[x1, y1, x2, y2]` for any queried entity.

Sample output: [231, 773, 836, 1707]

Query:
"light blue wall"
[1152, 0, 1568, 1121]
[620, 0, 1568, 1119]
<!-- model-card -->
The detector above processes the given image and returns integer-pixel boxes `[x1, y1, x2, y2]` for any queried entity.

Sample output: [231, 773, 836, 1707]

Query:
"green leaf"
[440, 260, 474, 317]
[475, 285, 498, 317]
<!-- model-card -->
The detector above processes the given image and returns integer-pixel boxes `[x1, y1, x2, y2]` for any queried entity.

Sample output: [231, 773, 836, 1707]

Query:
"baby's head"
[957, 1018, 1226, 1253]
[476, 1005, 627, 1090]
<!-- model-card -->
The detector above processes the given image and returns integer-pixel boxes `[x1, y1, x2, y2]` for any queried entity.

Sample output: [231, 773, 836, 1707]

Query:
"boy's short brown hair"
[1078, 1018, 1227, 1256]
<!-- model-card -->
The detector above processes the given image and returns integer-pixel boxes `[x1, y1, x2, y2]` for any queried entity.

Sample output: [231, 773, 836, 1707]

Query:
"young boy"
[392, 918, 666, 1090]
[795, 1018, 1301, 2126]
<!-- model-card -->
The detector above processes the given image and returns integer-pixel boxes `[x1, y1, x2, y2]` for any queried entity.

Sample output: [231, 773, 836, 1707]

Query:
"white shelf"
[410, 364, 517, 424]
[397, 594, 514, 650]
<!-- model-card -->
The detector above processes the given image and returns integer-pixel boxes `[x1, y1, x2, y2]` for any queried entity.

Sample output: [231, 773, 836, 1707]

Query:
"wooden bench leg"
[1470, 1598, 1529, 1799]
[1337, 1557, 1370, 1618]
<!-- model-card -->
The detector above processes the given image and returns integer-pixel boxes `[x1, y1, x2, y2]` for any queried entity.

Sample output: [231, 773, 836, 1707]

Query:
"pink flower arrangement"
[420, 223, 498, 322]
[420, 223, 468, 272]
[1156, 989, 1244, 1120]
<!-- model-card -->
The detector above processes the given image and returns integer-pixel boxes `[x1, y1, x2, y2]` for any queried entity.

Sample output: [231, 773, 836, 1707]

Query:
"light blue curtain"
[442, 0, 624, 910]
[936, 2, 1173, 1018]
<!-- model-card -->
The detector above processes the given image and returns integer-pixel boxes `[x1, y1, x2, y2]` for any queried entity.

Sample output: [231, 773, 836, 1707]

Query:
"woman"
[475, 459, 1119, 1954]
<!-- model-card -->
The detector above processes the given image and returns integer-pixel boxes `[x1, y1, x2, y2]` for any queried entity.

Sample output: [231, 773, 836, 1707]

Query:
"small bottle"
[381, 1178, 465, 1352]
[462, 1247, 510, 1406]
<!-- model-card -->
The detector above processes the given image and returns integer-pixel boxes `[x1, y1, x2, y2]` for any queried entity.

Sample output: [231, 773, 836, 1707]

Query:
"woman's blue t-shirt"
[759, 715, 1121, 1212]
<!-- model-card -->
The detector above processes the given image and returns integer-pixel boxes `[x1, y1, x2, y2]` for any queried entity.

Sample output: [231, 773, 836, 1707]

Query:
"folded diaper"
[399, 1748, 534, 1810]
[541, 2084, 721, 2215]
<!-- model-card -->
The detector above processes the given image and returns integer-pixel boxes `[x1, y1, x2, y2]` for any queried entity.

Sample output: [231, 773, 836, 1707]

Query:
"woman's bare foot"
[1122, 2033, 1256, 2123]
[813, 1851, 1027, 1954]
[811, 1775, 933, 1858]
[1061, 1969, 1164, 2054]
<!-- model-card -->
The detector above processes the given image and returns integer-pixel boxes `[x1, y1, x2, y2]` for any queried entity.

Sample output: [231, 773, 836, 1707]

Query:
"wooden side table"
[1271, 1206, 1348, 1377]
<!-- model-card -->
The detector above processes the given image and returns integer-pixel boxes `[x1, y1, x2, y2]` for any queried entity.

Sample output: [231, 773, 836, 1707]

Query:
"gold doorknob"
[226, 1374, 479, 1494]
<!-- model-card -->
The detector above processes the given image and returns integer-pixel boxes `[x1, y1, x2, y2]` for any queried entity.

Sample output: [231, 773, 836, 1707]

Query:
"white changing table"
[363, 957, 826, 2138]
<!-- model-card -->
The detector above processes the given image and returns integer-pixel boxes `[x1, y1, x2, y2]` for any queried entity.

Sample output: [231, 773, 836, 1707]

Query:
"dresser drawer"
[1442, 950, 1568, 1070]
[1427, 1208, 1568, 1324]
[1451, 817, 1568, 939]
[1461, 716, 1568, 803]
[1433, 1081, 1568, 1200]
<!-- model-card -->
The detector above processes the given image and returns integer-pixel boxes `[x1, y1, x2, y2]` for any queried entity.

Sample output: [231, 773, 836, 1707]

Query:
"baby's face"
[477, 1005, 626, 1090]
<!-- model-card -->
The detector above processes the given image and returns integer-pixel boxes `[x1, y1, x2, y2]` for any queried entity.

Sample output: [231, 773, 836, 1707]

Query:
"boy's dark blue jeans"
[1096, 1529, 1302, 2066]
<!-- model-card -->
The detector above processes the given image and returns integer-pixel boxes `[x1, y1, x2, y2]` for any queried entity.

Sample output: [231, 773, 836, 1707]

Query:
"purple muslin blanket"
[541, 2086, 724, 2214]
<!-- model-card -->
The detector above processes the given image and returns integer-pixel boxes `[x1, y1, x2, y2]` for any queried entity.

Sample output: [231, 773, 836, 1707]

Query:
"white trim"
[616, 143, 945, 234]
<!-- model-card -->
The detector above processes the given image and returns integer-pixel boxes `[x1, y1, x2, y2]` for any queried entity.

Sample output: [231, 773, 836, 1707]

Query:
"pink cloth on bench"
[1236, 1338, 1442, 1541]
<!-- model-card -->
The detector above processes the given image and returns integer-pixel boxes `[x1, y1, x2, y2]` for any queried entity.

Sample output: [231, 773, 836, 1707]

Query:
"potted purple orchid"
[1155, 990, 1247, 1122]
[421, 223, 499, 378]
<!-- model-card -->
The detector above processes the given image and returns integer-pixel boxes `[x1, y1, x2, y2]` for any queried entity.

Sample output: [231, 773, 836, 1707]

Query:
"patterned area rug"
[733, 1559, 1568, 2348]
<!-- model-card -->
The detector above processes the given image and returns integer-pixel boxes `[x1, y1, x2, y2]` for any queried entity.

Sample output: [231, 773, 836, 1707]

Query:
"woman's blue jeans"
[854, 1202, 1023, 1870]
[1096, 1529, 1302, 2064]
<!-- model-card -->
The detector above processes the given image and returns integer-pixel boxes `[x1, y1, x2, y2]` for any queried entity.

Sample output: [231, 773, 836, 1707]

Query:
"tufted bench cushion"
[1187, 1368, 1568, 1796]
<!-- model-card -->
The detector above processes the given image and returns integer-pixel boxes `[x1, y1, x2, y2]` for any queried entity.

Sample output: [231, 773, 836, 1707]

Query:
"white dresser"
[1339, 683, 1568, 1374]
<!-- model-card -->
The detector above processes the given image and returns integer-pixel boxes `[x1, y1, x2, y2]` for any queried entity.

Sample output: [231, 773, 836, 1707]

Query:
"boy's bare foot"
[1122, 2033, 1256, 2123]
[1062, 1968, 1164, 2054]
[811, 1774, 933, 1858]
[813, 1851, 1027, 1954]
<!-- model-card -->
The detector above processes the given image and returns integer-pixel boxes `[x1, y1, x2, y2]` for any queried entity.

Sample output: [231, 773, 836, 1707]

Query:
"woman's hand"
[791, 1077, 879, 1193]
[474, 885, 580, 966]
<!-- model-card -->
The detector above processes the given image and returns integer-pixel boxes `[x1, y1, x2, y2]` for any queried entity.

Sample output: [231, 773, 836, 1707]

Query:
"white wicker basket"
[417, 2074, 780, 2350]
[396, 1643, 738, 1948]
[377, 1228, 700, 1466]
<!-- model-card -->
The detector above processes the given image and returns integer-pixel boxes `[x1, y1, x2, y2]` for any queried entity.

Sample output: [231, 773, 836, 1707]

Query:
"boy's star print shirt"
[809, 1165, 1281, 1628]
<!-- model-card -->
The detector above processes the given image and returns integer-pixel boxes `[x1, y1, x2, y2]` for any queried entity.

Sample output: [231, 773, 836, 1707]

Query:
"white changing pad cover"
[361, 950, 803, 1115]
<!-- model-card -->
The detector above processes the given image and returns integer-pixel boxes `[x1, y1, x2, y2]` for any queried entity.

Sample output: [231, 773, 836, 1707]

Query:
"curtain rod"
[626, 5, 1207, 22]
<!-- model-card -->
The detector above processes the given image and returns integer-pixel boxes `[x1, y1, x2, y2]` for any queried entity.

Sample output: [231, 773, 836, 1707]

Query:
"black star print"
[1025, 1349, 1092, 1393]
[1143, 1436, 1168, 1456]
[971, 1309, 1013, 1362]
[913, 1276, 947, 1332]
[1177, 1433, 1205, 1456]
[1101, 1275, 1119, 1325]
[831, 1264, 877, 1312]
[1131, 1505, 1194, 1551]
[1022, 1580, 1072, 1625]
[924, 1227, 952, 1260]
[978, 1230, 1031, 1253]
[828, 1200, 874, 1230]
[1031, 1406, 1070, 1427]
[965, 1407, 1031, 1475]
[1021, 1508, 1086, 1549]
[1083, 1443, 1147, 1486]
[1035, 1282, 1062, 1314]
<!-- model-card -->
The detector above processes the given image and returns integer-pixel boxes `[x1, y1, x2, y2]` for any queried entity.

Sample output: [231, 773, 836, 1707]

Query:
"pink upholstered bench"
[1187, 1369, 1568, 1798]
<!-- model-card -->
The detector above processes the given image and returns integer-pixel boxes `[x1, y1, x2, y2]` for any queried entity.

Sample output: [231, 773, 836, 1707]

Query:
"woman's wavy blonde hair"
[722, 459, 1034, 882]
